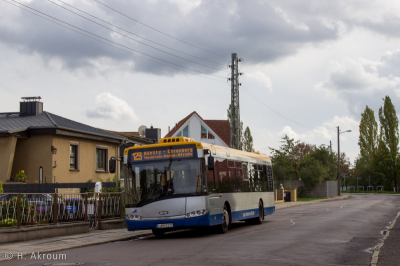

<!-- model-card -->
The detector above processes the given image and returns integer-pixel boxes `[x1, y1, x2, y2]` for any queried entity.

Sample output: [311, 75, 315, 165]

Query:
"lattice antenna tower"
[229, 53, 243, 149]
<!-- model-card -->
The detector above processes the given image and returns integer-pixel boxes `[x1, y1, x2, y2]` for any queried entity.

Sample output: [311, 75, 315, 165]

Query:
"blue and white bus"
[111, 137, 275, 235]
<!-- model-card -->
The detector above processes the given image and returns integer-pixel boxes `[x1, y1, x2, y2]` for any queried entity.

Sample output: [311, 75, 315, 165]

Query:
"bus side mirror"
[208, 156, 215, 170]
[109, 158, 116, 173]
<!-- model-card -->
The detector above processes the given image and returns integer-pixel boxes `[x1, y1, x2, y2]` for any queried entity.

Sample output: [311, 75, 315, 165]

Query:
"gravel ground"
[378, 197, 400, 266]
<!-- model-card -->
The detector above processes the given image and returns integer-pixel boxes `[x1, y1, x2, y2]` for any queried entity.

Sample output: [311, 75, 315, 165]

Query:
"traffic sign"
[357, 177, 361, 179]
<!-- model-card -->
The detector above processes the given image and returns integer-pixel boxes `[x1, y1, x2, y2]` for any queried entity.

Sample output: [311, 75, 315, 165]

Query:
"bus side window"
[217, 159, 230, 193]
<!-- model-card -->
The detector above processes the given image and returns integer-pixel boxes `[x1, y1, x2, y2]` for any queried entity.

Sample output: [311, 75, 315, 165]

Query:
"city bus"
[110, 137, 275, 236]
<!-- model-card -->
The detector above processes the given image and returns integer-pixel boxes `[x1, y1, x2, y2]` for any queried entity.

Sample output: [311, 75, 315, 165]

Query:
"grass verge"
[297, 197, 327, 201]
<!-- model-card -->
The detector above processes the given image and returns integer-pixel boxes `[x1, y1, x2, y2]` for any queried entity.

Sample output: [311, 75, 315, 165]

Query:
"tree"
[379, 96, 399, 189]
[269, 135, 316, 183]
[310, 146, 337, 180]
[358, 106, 378, 167]
[299, 159, 327, 191]
[242, 126, 255, 152]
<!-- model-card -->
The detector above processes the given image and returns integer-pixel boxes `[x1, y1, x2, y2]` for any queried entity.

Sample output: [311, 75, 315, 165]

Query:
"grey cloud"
[378, 50, 400, 77]
[0, 0, 341, 76]
[2, 0, 399, 77]
[317, 52, 400, 116]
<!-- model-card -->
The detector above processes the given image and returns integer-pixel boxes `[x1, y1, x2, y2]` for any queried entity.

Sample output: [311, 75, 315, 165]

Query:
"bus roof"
[123, 137, 271, 162]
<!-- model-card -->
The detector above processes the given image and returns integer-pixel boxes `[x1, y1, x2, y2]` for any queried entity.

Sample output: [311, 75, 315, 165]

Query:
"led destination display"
[129, 145, 197, 162]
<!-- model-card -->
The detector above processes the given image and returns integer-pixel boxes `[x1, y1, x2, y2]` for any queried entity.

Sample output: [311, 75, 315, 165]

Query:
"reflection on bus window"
[124, 159, 206, 207]
[207, 159, 273, 193]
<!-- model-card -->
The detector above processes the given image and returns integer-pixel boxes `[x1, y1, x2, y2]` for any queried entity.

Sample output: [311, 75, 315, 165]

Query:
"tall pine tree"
[358, 106, 378, 169]
[242, 126, 255, 152]
[379, 96, 399, 190]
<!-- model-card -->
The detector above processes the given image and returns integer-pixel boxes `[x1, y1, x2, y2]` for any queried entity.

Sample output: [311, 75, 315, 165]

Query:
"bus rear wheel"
[152, 229, 166, 236]
[217, 204, 230, 234]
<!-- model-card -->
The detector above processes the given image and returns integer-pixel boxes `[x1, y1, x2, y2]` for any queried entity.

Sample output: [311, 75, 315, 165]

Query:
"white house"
[165, 111, 231, 147]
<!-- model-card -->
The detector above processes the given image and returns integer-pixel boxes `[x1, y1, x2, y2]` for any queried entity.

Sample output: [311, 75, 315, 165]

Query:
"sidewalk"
[0, 229, 152, 262]
[0, 195, 350, 262]
[275, 194, 350, 210]
[373, 211, 400, 266]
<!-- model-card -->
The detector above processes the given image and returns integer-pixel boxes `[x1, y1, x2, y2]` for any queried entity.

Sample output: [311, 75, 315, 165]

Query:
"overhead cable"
[54, 0, 227, 67]
[93, 0, 229, 59]
[241, 86, 315, 130]
[3, 0, 226, 83]
[6, 0, 226, 79]
[47, 0, 228, 72]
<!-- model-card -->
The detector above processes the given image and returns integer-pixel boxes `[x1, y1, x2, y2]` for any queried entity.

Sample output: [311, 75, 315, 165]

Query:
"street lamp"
[321, 141, 332, 153]
[337, 127, 351, 195]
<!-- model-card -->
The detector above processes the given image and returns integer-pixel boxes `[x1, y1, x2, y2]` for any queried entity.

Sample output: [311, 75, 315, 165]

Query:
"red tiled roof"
[122, 131, 140, 136]
[164, 111, 231, 146]
[204, 120, 231, 146]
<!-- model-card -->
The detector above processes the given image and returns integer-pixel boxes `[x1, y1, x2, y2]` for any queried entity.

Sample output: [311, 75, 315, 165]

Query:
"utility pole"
[230, 53, 241, 149]
[337, 126, 340, 196]
[337, 127, 352, 196]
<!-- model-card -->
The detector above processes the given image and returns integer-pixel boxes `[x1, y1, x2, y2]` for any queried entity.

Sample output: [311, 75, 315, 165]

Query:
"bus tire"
[152, 229, 166, 236]
[217, 204, 230, 234]
[253, 201, 264, 225]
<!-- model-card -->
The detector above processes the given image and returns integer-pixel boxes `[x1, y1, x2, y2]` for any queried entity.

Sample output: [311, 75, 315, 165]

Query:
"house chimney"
[145, 126, 161, 143]
[168, 126, 170, 132]
[20, 96, 43, 116]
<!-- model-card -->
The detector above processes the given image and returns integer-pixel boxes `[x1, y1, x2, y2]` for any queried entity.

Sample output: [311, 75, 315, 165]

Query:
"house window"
[96, 147, 108, 171]
[201, 125, 207, 139]
[70, 144, 78, 170]
[176, 125, 189, 137]
[200, 125, 215, 139]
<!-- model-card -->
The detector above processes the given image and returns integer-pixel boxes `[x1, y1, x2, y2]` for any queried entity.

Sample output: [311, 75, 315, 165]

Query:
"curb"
[342, 193, 400, 196]
[370, 211, 400, 266]
[275, 195, 351, 210]
[0, 230, 152, 262]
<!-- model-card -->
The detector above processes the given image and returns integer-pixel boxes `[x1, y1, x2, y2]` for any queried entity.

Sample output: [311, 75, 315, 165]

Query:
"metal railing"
[0, 193, 123, 229]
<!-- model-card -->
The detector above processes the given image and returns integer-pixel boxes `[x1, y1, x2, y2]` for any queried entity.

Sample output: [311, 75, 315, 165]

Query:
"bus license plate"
[157, 223, 173, 228]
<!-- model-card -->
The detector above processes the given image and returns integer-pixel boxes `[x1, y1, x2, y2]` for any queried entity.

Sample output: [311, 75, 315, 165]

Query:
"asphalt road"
[2, 195, 399, 266]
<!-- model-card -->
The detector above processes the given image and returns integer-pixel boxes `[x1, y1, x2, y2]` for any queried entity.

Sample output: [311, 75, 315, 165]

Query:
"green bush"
[297, 186, 307, 197]
[0, 218, 17, 227]
[0, 181, 3, 193]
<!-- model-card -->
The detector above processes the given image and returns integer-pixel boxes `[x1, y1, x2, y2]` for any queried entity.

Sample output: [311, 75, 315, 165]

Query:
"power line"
[6, 0, 226, 79]
[47, 0, 228, 72]
[54, 0, 226, 67]
[241, 86, 315, 130]
[93, 0, 229, 59]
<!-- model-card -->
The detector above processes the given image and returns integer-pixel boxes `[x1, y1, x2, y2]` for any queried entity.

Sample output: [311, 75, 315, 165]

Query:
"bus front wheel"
[217, 204, 230, 234]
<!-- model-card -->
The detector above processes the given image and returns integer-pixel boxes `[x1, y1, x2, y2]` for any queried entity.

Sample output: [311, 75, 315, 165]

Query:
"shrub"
[15, 170, 28, 182]
[297, 186, 307, 197]
[0, 218, 17, 227]
[0, 181, 3, 193]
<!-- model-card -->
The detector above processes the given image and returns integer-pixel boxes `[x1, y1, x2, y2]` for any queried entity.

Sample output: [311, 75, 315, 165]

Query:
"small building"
[165, 111, 231, 147]
[0, 97, 127, 184]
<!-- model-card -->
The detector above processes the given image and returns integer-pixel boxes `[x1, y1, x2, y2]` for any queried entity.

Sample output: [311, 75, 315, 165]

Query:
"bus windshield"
[124, 158, 207, 207]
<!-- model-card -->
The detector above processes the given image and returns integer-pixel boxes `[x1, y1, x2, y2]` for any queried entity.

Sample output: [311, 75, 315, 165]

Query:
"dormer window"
[201, 125, 215, 139]
[176, 125, 189, 137]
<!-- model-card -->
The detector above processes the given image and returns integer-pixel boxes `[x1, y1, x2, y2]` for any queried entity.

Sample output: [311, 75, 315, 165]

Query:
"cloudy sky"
[2, 0, 400, 165]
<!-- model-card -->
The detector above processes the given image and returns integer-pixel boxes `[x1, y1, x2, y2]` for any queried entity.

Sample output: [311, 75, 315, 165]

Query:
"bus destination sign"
[130, 145, 197, 162]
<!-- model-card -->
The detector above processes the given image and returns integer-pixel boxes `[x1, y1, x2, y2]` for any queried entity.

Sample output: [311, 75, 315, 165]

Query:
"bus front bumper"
[126, 212, 225, 231]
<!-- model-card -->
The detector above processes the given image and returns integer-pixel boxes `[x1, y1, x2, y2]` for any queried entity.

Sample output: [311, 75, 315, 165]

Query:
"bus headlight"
[186, 209, 208, 218]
